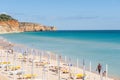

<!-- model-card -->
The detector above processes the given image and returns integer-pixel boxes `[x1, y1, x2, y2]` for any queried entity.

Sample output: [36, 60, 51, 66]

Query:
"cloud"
[1, 12, 99, 21]
[35, 16, 99, 21]
[58, 16, 99, 20]
[0, 12, 8, 14]
[9, 12, 27, 16]
[29, 16, 99, 21]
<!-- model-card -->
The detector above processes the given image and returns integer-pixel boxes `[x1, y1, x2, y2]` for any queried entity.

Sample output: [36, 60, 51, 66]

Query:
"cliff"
[0, 14, 56, 33]
[0, 20, 20, 33]
[19, 22, 56, 32]
[0, 20, 56, 33]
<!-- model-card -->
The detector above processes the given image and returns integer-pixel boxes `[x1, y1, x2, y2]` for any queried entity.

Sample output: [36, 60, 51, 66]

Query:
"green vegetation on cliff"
[0, 14, 56, 32]
[0, 14, 16, 21]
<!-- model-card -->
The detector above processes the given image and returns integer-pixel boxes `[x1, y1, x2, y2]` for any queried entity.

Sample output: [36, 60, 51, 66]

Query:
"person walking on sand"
[96, 63, 102, 74]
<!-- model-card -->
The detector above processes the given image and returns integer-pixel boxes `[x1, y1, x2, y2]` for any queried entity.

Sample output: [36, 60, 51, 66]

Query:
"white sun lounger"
[9, 69, 25, 75]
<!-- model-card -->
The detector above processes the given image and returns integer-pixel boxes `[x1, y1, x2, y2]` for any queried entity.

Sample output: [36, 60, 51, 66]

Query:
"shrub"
[0, 14, 16, 21]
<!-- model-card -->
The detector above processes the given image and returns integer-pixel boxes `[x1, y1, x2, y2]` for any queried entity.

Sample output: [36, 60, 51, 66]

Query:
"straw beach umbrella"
[20, 49, 24, 79]
[39, 51, 41, 62]
[47, 51, 50, 64]
[41, 51, 44, 61]
[0, 50, 2, 63]
[48, 51, 51, 64]
[65, 56, 67, 64]
[13, 49, 16, 80]
[68, 58, 72, 79]
[26, 48, 29, 63]
[106, 64, 108, 80]
[83, 59, 85, 80]
[89, 61, 91, 79]
[6, 50, 9, 71]
[76, 58, 79, 73]
[42, 65, 46, 80]
[57, 55, 61, 80]
[31, 58, 34, 80]
[89, 61, 91, 72]
[31, 49, 34, 80]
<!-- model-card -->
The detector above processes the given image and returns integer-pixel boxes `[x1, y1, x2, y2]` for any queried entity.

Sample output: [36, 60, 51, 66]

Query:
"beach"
[0, 36, 115, 80]
[1, 0, 120, 79]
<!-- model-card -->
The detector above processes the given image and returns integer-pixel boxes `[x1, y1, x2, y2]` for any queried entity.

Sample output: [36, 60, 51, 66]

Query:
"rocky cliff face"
[19, 22, 56, 32]
[0, 20, 19, 33]
[0, 20, 56, 33]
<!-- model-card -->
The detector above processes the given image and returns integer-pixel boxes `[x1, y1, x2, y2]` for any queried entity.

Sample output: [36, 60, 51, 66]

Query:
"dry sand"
[0, 38, 115, 80]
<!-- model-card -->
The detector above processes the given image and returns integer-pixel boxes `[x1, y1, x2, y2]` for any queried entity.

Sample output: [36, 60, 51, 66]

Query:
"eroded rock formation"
[0, 20, 56, 33]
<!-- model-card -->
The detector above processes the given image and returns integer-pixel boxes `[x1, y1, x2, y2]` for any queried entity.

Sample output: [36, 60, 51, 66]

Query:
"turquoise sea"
[0, 30, 120, 79]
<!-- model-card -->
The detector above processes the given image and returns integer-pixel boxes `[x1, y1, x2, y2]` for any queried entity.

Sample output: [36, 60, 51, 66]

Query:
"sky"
[0, 0, 120, 30]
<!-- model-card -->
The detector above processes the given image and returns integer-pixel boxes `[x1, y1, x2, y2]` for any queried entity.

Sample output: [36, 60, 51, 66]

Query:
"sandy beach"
[1, 0, 120, 79]
[0, 38, 115, 80]
[0, 73, 9, 80]
[0, 31, 21, 34]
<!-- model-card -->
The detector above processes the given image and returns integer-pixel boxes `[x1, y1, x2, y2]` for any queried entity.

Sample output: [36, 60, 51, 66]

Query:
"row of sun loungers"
[0, 50, 86, 80]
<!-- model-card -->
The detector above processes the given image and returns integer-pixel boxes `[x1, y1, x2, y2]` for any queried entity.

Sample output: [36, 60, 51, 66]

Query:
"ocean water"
[0, 30, 120, 79]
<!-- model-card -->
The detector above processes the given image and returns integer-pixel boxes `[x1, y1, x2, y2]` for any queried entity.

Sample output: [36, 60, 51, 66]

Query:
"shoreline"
[0, 37, 115, 80]
[0, 31, 22, 34]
